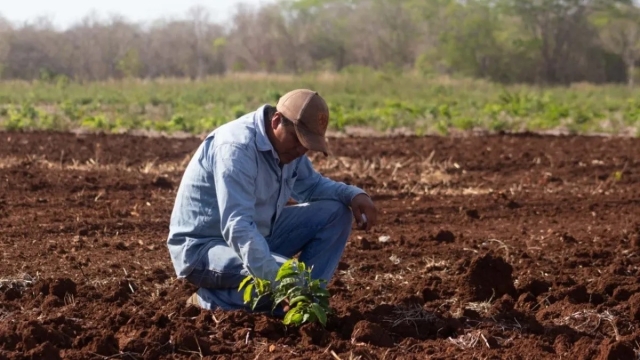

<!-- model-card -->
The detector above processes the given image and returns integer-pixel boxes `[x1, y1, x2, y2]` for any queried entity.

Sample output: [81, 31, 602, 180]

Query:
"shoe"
[186, 292, 201, 308]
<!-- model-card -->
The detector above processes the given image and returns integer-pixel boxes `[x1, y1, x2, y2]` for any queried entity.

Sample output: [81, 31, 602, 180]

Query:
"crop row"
[1, 72, 639, 136]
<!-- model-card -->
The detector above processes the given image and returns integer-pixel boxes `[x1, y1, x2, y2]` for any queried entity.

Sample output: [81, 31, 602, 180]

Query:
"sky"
[1, 0, 275, 29]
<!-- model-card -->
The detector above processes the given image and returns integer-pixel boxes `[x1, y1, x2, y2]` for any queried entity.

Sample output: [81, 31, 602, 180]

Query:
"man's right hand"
[281, 298, 290, 312]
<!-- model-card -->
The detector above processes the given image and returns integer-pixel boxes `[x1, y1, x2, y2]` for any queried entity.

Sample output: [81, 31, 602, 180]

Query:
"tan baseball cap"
[276, 89, 330, 156]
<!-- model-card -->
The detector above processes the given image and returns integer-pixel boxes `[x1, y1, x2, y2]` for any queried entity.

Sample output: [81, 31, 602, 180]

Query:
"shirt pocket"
[286, 170, 298, 187]
[284, 170, 298, 199]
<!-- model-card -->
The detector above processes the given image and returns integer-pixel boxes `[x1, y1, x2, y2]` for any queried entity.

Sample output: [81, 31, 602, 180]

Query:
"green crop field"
[1, 70, 639, 137]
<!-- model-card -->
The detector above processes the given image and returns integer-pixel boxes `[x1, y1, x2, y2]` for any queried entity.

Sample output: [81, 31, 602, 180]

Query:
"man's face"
[271, 113, 309, 164]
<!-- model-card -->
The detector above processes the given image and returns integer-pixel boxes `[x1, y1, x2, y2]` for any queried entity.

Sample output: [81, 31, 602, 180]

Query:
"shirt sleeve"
[210, 143, 281, 283]
[291, 155, 367, 205]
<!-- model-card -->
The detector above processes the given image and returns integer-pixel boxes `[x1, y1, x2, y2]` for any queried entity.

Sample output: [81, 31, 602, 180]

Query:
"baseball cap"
[276, 89, 330, 156]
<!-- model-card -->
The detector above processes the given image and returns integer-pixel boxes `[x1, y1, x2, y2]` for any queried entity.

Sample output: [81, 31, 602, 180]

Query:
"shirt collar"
[254, 104, 279, 158]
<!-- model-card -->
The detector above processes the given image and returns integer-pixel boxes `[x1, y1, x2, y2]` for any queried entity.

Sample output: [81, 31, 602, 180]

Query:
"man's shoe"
[186, 292, 201, 308]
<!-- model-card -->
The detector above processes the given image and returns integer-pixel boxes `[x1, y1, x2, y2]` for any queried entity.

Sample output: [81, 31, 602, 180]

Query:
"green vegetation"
[239, 259, 331, 327]
[1, 72, 639, 136]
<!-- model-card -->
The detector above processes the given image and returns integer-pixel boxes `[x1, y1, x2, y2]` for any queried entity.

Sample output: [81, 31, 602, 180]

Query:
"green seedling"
[238, 259, 332, 327]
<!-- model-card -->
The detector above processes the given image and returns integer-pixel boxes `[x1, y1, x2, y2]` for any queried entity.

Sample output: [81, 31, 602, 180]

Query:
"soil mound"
[457, 253, 517, 302]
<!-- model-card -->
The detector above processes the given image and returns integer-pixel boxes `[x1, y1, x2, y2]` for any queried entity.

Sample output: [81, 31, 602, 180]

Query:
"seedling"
[238, 259, 332, 327]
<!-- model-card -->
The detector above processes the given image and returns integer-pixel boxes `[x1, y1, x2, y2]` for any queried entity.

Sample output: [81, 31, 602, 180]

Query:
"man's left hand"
[351, 194, 377, 231]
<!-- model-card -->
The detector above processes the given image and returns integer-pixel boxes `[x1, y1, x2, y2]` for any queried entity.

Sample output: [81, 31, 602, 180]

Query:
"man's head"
[267, 89, 330, 164]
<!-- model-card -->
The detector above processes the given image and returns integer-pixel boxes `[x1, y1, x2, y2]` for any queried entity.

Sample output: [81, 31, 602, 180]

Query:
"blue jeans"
[185, 199, 352, 314]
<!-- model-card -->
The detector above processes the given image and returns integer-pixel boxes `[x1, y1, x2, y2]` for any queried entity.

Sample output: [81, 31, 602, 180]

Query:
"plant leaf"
[276, 266, 298, 281]
[306, 311, 316, 324]
[310, 303, 327, 326]
[238, 275, 253, 291]
[243, 283, 254, 304]
[255, 278, 272, 294]
[318, 297, 330, 309]
[313, 288, 330, 298]
[283, 309, 295, 325]
[273, 293, 289, 308]
[291, 312, 304, 325]
[289, 295, 309, 306]
[279, 277, 299, 287]
[286, 287, 303, 299]
[252, 294, 268, 310]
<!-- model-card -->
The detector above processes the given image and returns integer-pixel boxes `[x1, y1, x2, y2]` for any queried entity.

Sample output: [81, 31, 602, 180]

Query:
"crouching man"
[166, 89, 377, 314]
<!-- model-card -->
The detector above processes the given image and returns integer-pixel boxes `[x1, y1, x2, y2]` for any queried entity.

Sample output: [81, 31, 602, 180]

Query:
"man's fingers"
[361, 213, 370, 230]
[352, 207, 364, 228]
[364, 210, 374, 231]
[351, 194, 378, 231]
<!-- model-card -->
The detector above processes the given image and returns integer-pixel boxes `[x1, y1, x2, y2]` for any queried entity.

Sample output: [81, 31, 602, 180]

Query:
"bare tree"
[187, 5, 210, 79]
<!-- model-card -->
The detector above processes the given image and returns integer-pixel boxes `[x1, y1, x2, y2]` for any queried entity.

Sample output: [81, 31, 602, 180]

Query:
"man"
[167, 89, 377, 313]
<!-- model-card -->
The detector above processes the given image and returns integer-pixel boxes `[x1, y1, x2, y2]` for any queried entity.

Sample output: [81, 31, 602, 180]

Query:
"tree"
[592, 2, 640, 86]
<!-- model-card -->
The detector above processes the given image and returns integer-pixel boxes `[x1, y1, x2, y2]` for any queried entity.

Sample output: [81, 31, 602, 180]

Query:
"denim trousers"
[185, 199, 352, 314]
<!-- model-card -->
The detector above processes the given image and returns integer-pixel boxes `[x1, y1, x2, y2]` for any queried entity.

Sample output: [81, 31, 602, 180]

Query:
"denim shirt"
[167, 105, 366, 283]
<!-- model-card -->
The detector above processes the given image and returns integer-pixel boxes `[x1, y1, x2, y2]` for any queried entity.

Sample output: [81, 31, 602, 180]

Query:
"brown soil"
[1, 130, 640, 359]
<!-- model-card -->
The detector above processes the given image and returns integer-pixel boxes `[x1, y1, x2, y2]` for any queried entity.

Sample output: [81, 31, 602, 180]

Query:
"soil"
[1, 130, 640, 359]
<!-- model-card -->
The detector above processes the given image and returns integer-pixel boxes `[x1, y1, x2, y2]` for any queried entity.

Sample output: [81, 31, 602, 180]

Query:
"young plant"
[238, 259, 332, 327]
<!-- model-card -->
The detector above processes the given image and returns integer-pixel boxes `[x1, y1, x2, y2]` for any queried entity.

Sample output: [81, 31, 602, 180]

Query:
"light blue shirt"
[167, 105, 366, 283]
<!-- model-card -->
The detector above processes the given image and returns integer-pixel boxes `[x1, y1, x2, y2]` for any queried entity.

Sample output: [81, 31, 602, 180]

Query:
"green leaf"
[283, 307, 300, 325]
[243, 283, 254, 304]
[286, 287, 303, 299]
[273, 293, 289, 309]
[275, 267, 297, 281]
[291, 312, 304, 325]
[251, 294, 267, 310]
[310, 303, 327, 326]
[255, 278, 272, 294]
[238, 275, 253, 291]
[282, 258, 296, 268]
[306, 311, 316, 324]
[289, 295, 309, 306]
[297, 261, 306, 272]
[279, 277, 299, 287]
[313, 288, 330, 298]
[318, 297, 330, 309]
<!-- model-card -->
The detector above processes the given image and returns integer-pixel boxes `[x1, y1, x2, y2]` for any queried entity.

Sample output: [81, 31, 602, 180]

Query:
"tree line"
[1, 0, 639, 85]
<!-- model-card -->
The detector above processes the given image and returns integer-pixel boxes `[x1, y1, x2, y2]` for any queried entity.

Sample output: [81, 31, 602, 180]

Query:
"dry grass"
[0, 155, 190, 175]
[309, 151, 494, 196]
[553, 309, 621, 339]
[384, 304, 437, 330]
[0, 152, 496, 197]
[422, 256, 449, 272]
[0, 273, 38, 290]
[463, 290, 496, 317]
[447, 330, 484, 349]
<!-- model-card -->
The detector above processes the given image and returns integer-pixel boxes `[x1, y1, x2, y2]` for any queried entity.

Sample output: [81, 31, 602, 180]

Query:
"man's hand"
[281, 298, 290, 312]
[351, 194, 377, 231]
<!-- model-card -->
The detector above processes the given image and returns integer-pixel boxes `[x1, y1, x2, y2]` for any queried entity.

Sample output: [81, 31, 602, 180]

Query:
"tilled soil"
[1, 130, 640, 359]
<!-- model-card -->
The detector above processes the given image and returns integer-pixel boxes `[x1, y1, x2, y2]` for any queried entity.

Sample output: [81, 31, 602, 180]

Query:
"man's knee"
[320, 200, 352, 228]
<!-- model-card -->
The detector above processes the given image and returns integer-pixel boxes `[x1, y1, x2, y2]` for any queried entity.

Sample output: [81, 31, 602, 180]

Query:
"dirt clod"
[457, 253, 517, 302]
[433, 230, 455, 243]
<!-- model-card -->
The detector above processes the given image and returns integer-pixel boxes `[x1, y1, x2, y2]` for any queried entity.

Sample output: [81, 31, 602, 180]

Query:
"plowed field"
[1, 131, 640, 359]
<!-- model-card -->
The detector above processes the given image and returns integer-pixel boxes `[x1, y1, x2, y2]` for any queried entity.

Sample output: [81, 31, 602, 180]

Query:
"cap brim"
[295, 125, 329, 156]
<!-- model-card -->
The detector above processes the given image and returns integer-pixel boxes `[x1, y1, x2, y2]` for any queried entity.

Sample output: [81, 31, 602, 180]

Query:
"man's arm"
[291, 155, 366, 205]
[210, 143, 281, 283]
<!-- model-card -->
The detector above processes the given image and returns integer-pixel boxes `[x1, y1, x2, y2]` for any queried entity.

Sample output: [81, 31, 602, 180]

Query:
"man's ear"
[272, 112, 283, 129]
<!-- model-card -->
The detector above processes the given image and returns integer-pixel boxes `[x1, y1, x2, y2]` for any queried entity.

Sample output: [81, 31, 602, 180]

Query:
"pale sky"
[0, 0, 275, 29]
